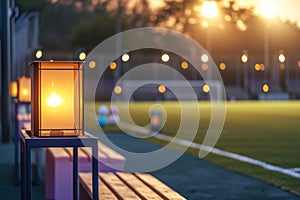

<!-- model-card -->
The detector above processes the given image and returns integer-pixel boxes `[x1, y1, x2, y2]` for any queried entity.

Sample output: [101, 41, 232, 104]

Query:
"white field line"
[289, 168, 300, 172]
[119, 122, 300, 179]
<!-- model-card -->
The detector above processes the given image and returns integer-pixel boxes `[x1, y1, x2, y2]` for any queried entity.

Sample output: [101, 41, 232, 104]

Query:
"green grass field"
[96, 101, 300, 195]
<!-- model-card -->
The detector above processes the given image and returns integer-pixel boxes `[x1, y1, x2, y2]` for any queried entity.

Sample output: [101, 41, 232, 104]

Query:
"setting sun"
[201, 1, 218, 18]
[260, 1, 276, 19]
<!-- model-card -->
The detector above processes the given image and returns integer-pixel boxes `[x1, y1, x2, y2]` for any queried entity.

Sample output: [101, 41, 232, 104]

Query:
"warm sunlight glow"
[260, 1, 276, 19]
[202, 1, 219, 18]
[46, 92, 64, 108]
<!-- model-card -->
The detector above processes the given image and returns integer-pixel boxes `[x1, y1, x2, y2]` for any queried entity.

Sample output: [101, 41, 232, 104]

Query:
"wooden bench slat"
[79, 173, 118, 200]
[80, 172, 186, 200]
[99, 172, 142, 200]
[64, 147, 90, 162]
[116, 172, 164, 200]
[135, 173, 186, 200]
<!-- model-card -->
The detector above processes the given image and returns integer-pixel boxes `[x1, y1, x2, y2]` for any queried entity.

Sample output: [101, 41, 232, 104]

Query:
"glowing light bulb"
[47, 92, 64, 108]
[22, 89, 29, 96]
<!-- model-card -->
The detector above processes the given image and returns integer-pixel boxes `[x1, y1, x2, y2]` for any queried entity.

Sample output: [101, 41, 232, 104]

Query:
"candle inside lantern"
[18, 76, 31, 102]
[47, 92, 64, 108]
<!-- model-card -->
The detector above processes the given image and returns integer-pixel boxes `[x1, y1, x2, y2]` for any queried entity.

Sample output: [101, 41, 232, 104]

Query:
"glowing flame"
[47, 92, 64, 108]
[22, 89, 29, 96]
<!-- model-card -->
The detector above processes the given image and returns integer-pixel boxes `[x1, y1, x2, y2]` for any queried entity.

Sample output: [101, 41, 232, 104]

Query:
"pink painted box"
[45, 141, 126, 200]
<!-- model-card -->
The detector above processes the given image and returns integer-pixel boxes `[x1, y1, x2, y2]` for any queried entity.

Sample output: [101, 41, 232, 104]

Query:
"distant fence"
[119, 80, 224, 101]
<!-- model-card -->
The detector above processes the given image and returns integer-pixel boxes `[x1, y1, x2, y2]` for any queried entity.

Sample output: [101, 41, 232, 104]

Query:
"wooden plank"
[116, 172, 164, 200]
[80, 145, 109, 161]
[99, 172, 142, 200]
[135, 173, 186, 200]
[79, 173, 118, 200]
[64, 147, 89, 162]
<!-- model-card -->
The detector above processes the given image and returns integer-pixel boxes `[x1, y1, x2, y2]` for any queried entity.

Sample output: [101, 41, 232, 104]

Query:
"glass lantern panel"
[39, 69, 80, 135]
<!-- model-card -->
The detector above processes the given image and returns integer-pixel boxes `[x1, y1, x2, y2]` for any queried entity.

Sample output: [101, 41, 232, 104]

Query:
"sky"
[237, 0, 300, 27]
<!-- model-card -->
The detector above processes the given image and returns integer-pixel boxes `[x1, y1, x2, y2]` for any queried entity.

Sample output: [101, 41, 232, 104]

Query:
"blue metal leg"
[92, 143, 99, 200]
[15, 131, 20, 184]
[73, 147, 78, 200]
[20, 140, 25, 200]
[25, 143, 32, 200]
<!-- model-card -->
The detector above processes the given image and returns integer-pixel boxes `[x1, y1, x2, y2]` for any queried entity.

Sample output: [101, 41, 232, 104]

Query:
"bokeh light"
[89, 61, 96, 69]
[79, 52, 86, 60]
[260, 64, 265, 71]
[114, 86, 122, 94]
[219, 62, 226, 70]
[181, 61, 189, 69]
[158, 85, 166, 93]
[241, 54, 248, 63]
[203, 84, 210, 93]
[122, 53, 130, 62]
[110, 62, 117, 70]
[278, 53, 285, 63]
[262, 84, 269, 93]
[255, 64, 260, 71]
[35, 50, 43, 59]
[201, 63, 208, 71]
[201, 53, 209, 62]
[161, 53, 170, 62]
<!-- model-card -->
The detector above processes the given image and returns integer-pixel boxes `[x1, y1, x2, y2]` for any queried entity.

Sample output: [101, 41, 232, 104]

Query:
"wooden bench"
[79, 172, 186, 200]
[46, 142, 126, 200]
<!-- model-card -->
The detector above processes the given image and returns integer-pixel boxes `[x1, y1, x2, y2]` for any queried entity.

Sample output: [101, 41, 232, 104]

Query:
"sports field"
[96, 101, 300, 195]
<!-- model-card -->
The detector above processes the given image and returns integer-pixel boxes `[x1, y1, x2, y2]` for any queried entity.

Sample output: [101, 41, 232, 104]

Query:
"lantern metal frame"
[30, 61, 83, 137]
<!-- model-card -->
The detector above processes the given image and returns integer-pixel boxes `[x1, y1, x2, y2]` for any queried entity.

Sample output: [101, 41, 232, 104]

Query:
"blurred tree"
[68, 14, 130, 51]
[16, 0, 47, 13]
[154, 0, 255, 33]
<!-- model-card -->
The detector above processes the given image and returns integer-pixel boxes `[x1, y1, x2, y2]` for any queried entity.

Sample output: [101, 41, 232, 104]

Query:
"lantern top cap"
[30, 61, 83, 70]
[29, 60, 83, 65]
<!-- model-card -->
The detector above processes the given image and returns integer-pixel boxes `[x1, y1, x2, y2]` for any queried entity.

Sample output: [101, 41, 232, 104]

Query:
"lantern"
[150, 110, 163, 132]
[17, 76, 31, 102]
[10, 81, 18, 98]
[31, 61, 83, 137]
